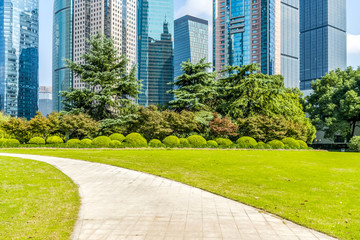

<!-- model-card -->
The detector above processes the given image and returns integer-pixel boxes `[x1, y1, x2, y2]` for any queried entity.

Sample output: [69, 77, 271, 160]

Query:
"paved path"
[0, 153, 336, 240]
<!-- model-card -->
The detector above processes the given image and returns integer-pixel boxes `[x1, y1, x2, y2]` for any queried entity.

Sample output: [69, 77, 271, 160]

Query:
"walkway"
[0, 153, 336, 240]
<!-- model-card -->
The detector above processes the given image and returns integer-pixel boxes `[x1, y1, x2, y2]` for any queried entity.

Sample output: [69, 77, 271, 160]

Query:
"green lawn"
[0, 156, 80, 239]
[2, 149, 360, 240]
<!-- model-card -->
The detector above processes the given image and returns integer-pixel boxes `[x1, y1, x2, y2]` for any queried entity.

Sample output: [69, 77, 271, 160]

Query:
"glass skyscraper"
[138, 0, 174, 106]
[53, 0, 73, 112]
[300, 0, 347, 91]
[174, 15, 209, 78]
[0, 0, 39, 119]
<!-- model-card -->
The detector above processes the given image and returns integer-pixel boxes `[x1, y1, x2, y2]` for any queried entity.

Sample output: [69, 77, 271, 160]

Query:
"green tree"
[162, 110, 198, 137]
[61, 34, 141, 120]
[59, 113, 99, 140]
[306, 67, 360, 140]
[1, 117, 30, 143]
[168, 59, 217, 112]
[28, 112, 51, 139]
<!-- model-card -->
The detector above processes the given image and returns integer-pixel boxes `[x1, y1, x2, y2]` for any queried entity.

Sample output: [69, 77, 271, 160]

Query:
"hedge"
[92, 136, 112, 147]
[282, 137, 300, 149]
[237, 137, 257, 148]
[67, 139, 81, 145]
[215, 138, 233, 147]
[179, 138, 190, 147]
[297, 140, 308, 149]
[46, 136, 64, 144]
[109, 133, 125, 142]
[124, 133, 147, 147]
[187, 135, 207, 147]
[163, 136, 180, 147]
[110, 140, 122, 148]
[268, 140, 285, 149]
[28, 137, 46, 145]
[149, 139, 163, 148]
[207, 140, 218, 148]
[80, 139, 93, 146]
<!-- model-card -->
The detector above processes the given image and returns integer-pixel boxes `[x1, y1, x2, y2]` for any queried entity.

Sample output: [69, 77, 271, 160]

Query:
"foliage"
[92, 136, 112, 147]
[28, 137, 46, 145]
[61, 34, 141, 121]
[169, 59, 217, 112]
[179, 138, 190, 147]
[207, 140, 218, 148]
[2, 117, 30, 143]
[80, 139, 93, 146]
[109, 133, 125, 142]
[124, 133, 147, 147]
[162, 110, 198, 137]
[210, 113, 239, 138]
[28, 112, 52, 139]
[306, 67, 360, 140]
[297, 140, 308, 149]
[6, 139, 20, 146]
[67, 139, 81, 146]
[46, 136, 64, 144]
[163, 136, 180, 147]
[149, 139, 163, 148]
[236, 137, 257, 148]
[282, 137, 300, 149]
[349, 136, 360, 152]
[268, 140, 285, 149]
[60, 113, 99, 140]
[187, 135, 207, 147]
[215, 138, 233, 147]
[110, 140, 122, 148]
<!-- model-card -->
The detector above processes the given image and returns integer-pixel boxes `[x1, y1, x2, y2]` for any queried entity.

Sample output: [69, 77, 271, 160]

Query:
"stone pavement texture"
[0, 153, 337, 240]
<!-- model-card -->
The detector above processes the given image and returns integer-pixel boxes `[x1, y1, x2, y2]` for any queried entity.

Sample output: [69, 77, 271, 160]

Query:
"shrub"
[236, 137, 257, 148]
[179, 138, 190, 147]
[256, 142, 266, 149]
[349, 136, 360, 152]
[110, 140, 122, 148]
[92, 136, 112, 147]
[163, 136, 180, 147]
[149, 139, 163, 148]
[268, 140, 285, 149]
[46, 136, 64, 144]
[215, 138, 233, 147]
[109, 133, 125, 142]
[207, 140, 218, 148]
[67, 139, 81, 146]
[28, 137, 46, 145]
[124, 133, 147, 147]
[187, 135, 207, 147]
[80, 139, 93, 146]
[282, 137, 300, 149]
[297, 140, 308, 149]
[7, 139, 20, 146]
[0, 138, 8, 147]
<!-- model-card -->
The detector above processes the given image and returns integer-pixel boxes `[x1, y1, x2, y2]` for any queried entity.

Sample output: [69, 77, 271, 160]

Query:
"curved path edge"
[0, 153, 337, 240]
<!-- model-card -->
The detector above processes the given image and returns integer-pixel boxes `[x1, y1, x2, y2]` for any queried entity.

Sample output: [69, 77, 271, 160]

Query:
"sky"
[39, 0, 360, 86]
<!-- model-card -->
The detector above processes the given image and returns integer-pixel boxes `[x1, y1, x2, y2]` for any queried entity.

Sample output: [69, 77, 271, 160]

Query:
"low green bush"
[124, 133, 147, 147]
[6, 139, 20, 146]
[282, 137, 300, 149]
[187, 135, 207, 148]
[67, 139, 81, 146]
[179, 138, 190, 147]
[0, 138, 8, 147]
[110, 140, 122, 148]
[256, 142, 266, 149]
[163, 136, 180, 147]
[28, 137, 45, 145]
[207, 140, 218, 148]
[46, 136, 64, 144]
[92, 136, 112, 147]
[80, 139, 93, 146]
[215, 138, 233, 147]
[109, 133, 125, 142]
[149, 139, 163, 148]
[349, 136, 360, 152]
[268, 140, 285, 149]
[297, 140, 308, 149]
[236, 137, 257, 148]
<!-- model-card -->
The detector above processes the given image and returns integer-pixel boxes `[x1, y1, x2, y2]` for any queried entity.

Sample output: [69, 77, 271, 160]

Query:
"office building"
[138, 0, 174, 106]
[39, 86, 53, 116]
[300, 0, 347, 92]
[53, 0, 73, 112]
[174, 15, 209, 78]
[0, 0, 39, 119]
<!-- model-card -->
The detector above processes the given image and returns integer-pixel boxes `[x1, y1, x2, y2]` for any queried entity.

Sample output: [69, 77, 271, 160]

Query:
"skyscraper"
[300, 0, 347, 92]
[213, 0, 281, 76]
[0, 0, 39, 119]
[39, 86, 53, 117]
[138, 0, 174, 106]
[53, 0, 73, 112]
[174, 15, 209, 78]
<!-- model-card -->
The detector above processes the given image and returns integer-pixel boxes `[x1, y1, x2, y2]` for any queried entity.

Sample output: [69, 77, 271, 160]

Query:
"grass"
[1, 149, 360, 240]
[0, 156, 80, 239]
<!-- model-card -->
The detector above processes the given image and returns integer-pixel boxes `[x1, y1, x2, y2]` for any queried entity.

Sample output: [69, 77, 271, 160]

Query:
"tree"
[28, 112, 52, 139]
[1, 117, 30, 143]
[168, 59, 217, 112]
[61, 34, 141, 120]
[306, 67, 360, 140]
[163, 110, 198, 136]
[59, 113, 99, 140]
[209, 113, 239, 138]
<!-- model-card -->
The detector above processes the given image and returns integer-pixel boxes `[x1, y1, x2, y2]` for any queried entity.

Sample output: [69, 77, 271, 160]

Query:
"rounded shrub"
[207, 140, 218, 148]
[349, 136, 360, 152]
[124, 133, 147, 147]
[163, 136, 180, 147]
[297, 140, 308, 149]
[67, 139, 81, 146]
[109, 133, 125, 142]
[46, 136, 64, 144]
[215, 138, 233, 147]
[149, 139, 163, 148]
[281, 137, 300, 149]
[187, 135, 207, 148]
[80, 139, 93, 146]
[256, 142, 266, 149]
[28, 137, 45, 145]
[7, 139, 20, 146]
[268, 140, 285, 149]
[110, 140, 122, 148]
[179, 138, 190, 147]
[92, 136, 112, 147]
[236, 137, 257, 148]
[0, 138, 8, 147]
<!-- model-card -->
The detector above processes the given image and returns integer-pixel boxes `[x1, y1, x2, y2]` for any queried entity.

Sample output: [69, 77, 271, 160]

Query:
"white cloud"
[347, 34, 360, 54]
[175, 0, 212, 19]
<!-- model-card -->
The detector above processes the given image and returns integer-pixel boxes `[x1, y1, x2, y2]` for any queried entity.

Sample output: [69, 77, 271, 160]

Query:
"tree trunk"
[351, 121, 356, 138]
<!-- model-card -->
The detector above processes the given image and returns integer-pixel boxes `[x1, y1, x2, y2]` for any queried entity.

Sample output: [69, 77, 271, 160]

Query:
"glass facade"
[0, 0, 39, 119]
[53, 0, 73, 112]
[137, 0, 174, 106]
[300, 0, 347, 90]
[281, 0, 299, 88]
[174, 15, 208, 78]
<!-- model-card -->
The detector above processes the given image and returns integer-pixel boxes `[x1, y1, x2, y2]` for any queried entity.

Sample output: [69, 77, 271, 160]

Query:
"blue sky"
[39, 0, 360, 86]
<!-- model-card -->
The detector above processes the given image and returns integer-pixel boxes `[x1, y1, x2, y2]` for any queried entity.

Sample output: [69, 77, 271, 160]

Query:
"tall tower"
[174, 15, 209, 78]
[213, 0, 281, 77]
[137, 0, 174, 106]
[300, 0, 347, 93]
[53, 0, 73, 112]
[0, 0, 39, 119]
